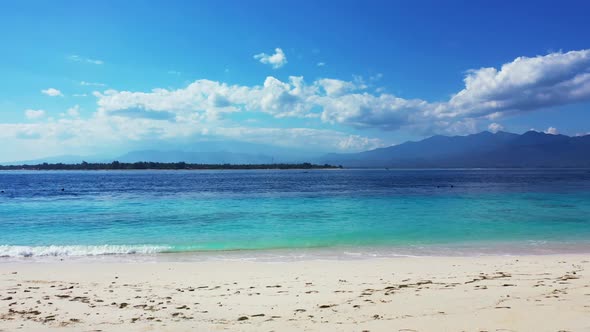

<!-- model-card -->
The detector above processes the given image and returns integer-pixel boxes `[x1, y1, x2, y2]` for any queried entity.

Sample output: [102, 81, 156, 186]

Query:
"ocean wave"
[0, 245, 171, 257]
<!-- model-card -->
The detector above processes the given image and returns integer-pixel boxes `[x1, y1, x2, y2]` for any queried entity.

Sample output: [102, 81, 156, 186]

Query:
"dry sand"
[1, 254, 589, 331]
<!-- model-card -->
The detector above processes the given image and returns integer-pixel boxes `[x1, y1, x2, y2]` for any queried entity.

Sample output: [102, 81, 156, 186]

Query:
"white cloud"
[488, 122, 504, 133]
[315, 78, 358, 97]
[317, 62, 326, 67]
[545, 126, 559, 135]
[437, 49, 590, 119]
[67, 105, 81, 117]
[73, 93, 88, 97]
[24, 109, 46, 120]
[416, 118, 478, 136]
[315, 92, 427, 130]
[93, 76, 317, 120]
[255, 76, 313, 117]
[68, 55, 103, 65]
[92, 76, 423, 130]
[41, 88, 63, 97]
[213, 127, 383, 151]
[485, 112, 503, 120]
[80, 81, 106, 87]
[0, 115, 382, 157]
[254, 48, 287, 69]
[352, 75, 369, 90]
[94, 80, 241, 119]
[5, 48, 590, 160]
[90, 50, 590, 135]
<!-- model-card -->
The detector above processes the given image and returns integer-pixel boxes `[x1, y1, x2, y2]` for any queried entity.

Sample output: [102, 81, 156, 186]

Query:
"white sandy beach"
[1, 254, 589, 331]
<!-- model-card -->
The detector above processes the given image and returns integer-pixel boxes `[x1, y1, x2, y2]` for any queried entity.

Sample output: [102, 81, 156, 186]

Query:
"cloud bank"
[4, 49, 590, 160]
[92, 49, 590, 133]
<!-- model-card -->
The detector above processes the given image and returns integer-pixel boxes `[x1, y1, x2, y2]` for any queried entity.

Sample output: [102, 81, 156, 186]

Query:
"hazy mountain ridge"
[3, 131, 589, 168]
[321, 131, 590, 168]
[0, 155, 107, 166]
[1, 141, 321, 165]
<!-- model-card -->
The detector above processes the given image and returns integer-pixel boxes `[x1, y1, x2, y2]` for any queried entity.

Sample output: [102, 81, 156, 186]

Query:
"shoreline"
[1, 254, 589, 331]
[3, 241, 590, 264]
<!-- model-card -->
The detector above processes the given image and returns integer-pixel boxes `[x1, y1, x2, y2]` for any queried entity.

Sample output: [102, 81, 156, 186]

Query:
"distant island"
[0, 161, 342, 171]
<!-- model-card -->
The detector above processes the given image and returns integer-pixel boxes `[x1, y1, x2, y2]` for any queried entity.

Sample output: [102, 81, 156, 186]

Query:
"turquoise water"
[1, 169, 590, 257]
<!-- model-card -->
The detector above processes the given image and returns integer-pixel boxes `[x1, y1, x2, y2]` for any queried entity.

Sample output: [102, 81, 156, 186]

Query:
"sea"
[1, 169, 590, 261]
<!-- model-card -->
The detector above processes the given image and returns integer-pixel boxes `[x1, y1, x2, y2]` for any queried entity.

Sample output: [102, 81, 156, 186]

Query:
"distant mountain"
[1, 141, 323, 165]
[5, 133, 589, 168]
[115, 141, 323, 164]
[0, 154, 107, 166]
[321, 131, 590, 168]
[117, 140, 328, 164]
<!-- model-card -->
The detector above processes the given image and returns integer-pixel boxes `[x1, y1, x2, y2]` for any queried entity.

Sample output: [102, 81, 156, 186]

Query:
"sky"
[1, 0, 589, 161]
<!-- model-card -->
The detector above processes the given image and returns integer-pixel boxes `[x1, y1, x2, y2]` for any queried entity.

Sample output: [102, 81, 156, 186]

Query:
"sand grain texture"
[1, 255, 589, 331]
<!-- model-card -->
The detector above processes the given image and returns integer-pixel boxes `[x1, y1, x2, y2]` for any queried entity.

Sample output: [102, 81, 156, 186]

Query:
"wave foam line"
[0, 245, 172, 257]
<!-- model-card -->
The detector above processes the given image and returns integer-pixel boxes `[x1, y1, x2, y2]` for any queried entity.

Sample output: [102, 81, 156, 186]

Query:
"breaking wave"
[0, 245, 171, 258]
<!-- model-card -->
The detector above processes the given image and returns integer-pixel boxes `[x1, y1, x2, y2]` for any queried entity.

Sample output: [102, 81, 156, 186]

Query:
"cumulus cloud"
[254, 48, 287, 69]
[5, 49, 590, 159]
[94, 76, 317, 120]
[315, 92, 427, 130]
[68, 55, 103, 65]
[93, 80, 242, 120]
[41, 88, 63, 97]
[24, 109, 46, 120]
[91, 49, 590, 134]
[317, 62, 326, 67]
[435, 49, 590, 119]
[315, 78, 359, 96]
[545, 126, 559, 135]
[92, 75, 431, 131]
[487, 122, 504, 133]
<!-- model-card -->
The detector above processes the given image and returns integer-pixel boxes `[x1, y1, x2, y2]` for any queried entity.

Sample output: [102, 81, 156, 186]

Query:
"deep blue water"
[1, 169, 590, 258]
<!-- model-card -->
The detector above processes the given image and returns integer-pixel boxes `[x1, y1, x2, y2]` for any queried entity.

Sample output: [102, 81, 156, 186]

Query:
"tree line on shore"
[0, 161, 342, 170]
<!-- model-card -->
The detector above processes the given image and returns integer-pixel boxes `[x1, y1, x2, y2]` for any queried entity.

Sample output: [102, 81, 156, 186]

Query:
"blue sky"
[1, 0, 589, 161]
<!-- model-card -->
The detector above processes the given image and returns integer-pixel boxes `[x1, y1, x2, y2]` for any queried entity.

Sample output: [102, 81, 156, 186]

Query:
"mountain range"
[321, 131, 590, 168]
[0, 141, 320, 166]
[3, 131, 589, 168]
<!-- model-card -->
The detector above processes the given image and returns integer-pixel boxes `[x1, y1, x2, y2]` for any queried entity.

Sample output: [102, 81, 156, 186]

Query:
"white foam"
[0, 245, 171, 258]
